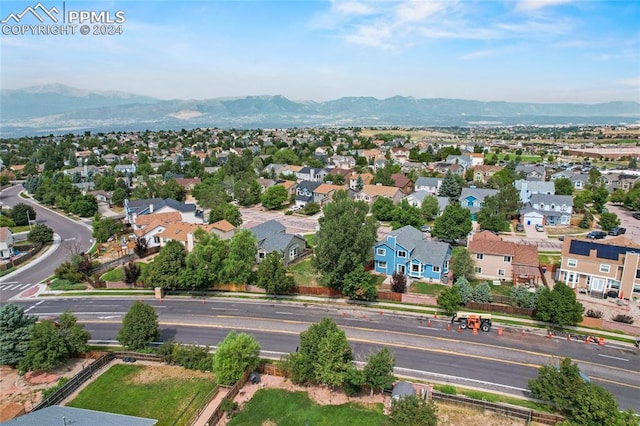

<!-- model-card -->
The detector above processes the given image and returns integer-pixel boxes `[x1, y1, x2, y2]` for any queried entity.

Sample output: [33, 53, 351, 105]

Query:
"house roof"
[4, 406, 157, 426]
[564, 237, 640, 261]
[380, 225, 451, 266]
[473, 165, 502, 173]
[209, 219, 236, 233]
[156, 222, 198, 242]
[297, 180, 322, 192]
[314, 183, 342, 195]
[134, 212, 183, 227]
[469, 231, 539, 266]
[415, 177, 441, 188]
[128, 198, 196, 214]
[0, 227, 12, 241]
[514, 179, 555, 193]
[391, 173, 412, 188]
[248, 219, 303, 252]
[460, 187, 499, 201]
[174, 177, 201, 188]
[361, 184, 400, 197]
[530, 194, 573, 207]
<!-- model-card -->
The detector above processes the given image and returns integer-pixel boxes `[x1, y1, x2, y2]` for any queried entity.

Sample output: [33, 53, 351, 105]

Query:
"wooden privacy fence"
[377, 291, 402, 302]
[465, 301, 534, 317]
[203, 370, 251, 426]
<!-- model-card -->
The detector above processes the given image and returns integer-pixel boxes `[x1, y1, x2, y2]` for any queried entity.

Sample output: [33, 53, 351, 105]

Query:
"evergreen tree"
[437, 170, 462, 201]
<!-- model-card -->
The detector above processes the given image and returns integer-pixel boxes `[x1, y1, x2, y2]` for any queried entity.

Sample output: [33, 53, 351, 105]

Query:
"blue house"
[459, 187, 498, 220]
[373, 226, 452, 283]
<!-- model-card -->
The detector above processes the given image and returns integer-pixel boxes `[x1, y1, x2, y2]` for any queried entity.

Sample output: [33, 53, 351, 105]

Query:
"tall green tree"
[432, 204, 472, 241]
[92, 213, 124, 243]
[342, 264, 377, 301]
[477, 195, 509, 232]
[0, 304, 37, 367]
[10, 203, 36, 226]
[371, 196, 395, 221]
[209, 201, 242, 227]
[28, 224, 54, 244]
[453, 276, 473, 304]
[261, 185, 288, 210]
[528, 358, 584, 414]
[314, 191, 378, 290]
[591, 186, 609, 212]
[145, 240, 187, 289]
[554, 177, 574, 196]
[450, 248, 474, 281]
[181, 231, 229, 291]
[420, 195, 440, 221]
[116, 301, 159, 350]
[214, 331, 261, 385]
[598, 212, 620, 231]
[391, 199, 422, 229]
[363, 348, 395, 396]
[437, 286, 461, 315]
[314, 326, 353, 388]
[220, 229, 257, 284]
[535, 281, 584, 326]
[495, 185, 521, 218]
[256, 251, 296, 295]
[438, 170, 462, 201]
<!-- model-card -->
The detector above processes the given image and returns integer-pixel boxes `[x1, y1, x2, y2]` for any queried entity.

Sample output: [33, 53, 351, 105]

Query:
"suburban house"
[155, 220, 236, 252]
[446, 155, 473, 171]
[391, 173, 415, 194]
[296, 167, 326, 183]
[470, 152, 485, 167]
[114, 164, 137, 175]
[295, 181, 322, 208]
[312, 183, 343, 206]
[520, 194, 573, 226]
[390, 147, 411, 163]
[355, 185, 404, 205]
[90, 190, 114, 205]
[559, 236, 640, 300]
[550, 170, 589, 190]
[174, 177, 201, 192]
[415, 177, 442, 195]
[516, 164, 546, 181]
[277, 180, 297, 200]
[514, 179, 555, 204]
[330, 155, 356, 170]
[404, 191, 449, 215]
[124, 198, 204, 225]
[373, 225, 452, 283]
[249, 220, 306, 265]
[472, 165, 503, 184]
[0, 227, 15, 259]
[348, 172, 374, 191]
[459, 188, 499, 220]
[468, 231, 541, 285]
[257, 178, 276, 193]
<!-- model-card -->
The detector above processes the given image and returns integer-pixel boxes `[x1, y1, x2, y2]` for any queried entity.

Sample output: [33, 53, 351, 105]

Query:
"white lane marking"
[0, 281, 19, 284]
[63, 238, 76, 241]
[24, 300, 44, 312]
[598, 354, 629, 362]
[98, 316, 119, 319]
[210, 308, 238, 311]
[275, 312, 294, 315]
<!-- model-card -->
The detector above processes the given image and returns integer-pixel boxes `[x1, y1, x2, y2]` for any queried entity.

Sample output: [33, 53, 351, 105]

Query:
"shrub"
[585, 309, 603, 319]
[284, 210, 293, 216]
[453, 277, 473, 304]
[41, 377, 70, 400]
[611, 314, 634, 324]
[391, 272, 407, 293]
[436, 384, 457, 395]
[220, 399, 237, 413]
[472, 281, 493, 303]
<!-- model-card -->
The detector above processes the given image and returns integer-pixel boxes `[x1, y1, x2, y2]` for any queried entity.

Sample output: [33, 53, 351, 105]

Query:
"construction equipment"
[451, 312, 492, 332]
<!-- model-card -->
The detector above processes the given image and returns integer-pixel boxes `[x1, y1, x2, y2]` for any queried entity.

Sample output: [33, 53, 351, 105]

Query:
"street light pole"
[26, 209, 32, 230]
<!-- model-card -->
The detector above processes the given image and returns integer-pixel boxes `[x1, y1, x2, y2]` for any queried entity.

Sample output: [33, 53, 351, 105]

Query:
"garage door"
[524, 214, 543, 226]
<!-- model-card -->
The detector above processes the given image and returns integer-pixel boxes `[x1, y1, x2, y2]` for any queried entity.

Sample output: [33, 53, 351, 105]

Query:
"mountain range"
[1, 84, 639, 137]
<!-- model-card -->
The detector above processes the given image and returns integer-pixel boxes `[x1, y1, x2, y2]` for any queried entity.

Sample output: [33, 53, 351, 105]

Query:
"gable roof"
[415, 177, 441, 188]
[4, 406, 157, 426]
[248, 219, 303, 252]
[361, 184, 401, 197]
[391, 173, 412, 188]
[459, 187, 499, 201]
[313, 183, 342, 194]
[134, 212, 182, 227]
[209, 219, 236, 233]
[380, 225, 451, 266]
[297, 180, 322, 192]
[0, 227, 13, 241]
[530, 194, 573, 206]
[469, 231, 539, 266]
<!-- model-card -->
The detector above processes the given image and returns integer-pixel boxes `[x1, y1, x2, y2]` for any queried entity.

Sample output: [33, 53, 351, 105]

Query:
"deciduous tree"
[214, 331, 261, 385]
[598, 212, 620, 231]
[10, 203, 36, 227]
[420, 195, 440, 222]
[28, 224, 53, 244]
[117, 301, 159, 350]
[388, 395, 438, 426]
[342, 264, 377, 301]
[145, 240, 187, 289]
[432, 204, 472, 241]
[554, 177, 573, 196]
[450, 248, 474, 281]
[261, 185, 288, 210]
[535, 281, 584, 326]
[363, 348, 395, 396]
[208, 202, 242, 227]
[437, 286, 461, 315]
[220, 229, 257, 284]
[371, 196, 395, 221]
[256, 251, 296, 295]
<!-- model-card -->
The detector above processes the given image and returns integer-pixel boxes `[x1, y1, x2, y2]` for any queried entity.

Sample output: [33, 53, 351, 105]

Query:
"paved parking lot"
[605, 203, 640, 243]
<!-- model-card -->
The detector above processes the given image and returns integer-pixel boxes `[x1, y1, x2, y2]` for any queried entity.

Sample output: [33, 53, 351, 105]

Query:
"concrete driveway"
[605, 203, 640, 243]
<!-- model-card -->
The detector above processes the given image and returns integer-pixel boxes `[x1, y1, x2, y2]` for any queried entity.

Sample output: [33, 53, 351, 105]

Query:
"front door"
[397, 264, 405, 274]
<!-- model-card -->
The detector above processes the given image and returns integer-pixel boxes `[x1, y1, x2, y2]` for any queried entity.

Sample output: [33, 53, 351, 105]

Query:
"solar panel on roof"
[569, 240, 634, 261]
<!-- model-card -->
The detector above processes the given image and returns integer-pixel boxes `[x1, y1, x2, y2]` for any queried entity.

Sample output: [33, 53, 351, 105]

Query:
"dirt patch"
[438, 403, 537, 426]
[127, 364, 214, 385]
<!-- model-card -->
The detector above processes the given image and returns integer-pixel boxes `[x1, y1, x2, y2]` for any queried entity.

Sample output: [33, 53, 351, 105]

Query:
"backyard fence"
[203, 370, 251, 426]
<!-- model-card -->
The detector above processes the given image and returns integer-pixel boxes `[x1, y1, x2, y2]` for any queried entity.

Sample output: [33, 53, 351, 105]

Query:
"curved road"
[13, 296, 640, 411]
[0, 185, 93, 300]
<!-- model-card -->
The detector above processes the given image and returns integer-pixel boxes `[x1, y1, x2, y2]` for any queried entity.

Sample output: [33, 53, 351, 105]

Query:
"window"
[476, 253, 484, 260]
[636, 269, 640, 279]
[503, 255, 512, 263]
[411, 264, 421, 273]
[497, 269, 505, 276]
[377, 261, 387, 269]
[599, 264, 610, 273]
[444, 261, 449, 270]
[433, 266, 441, 272]
[258, 252, 265, 259]
[474, 267, 482, 273]
[376, 248, 385, 256]
[550, 204, 555, 210]
[289, 245, 298, 259]
[398, 250, 407, 258]
[567, 259, 577, 268]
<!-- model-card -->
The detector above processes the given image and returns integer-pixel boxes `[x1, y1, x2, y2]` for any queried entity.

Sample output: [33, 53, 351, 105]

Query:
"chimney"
[187, 232, 194, 252]
[149, 203, 154, 214]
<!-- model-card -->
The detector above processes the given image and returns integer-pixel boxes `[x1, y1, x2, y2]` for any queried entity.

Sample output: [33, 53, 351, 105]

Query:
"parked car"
[633, 212, 640, 220]
[535, 224, 544, 232]
[420, 225, 431, 232]
[608, 227, 626, 236]
[586, 231, 607, 239]
[516, 223, 524, 232]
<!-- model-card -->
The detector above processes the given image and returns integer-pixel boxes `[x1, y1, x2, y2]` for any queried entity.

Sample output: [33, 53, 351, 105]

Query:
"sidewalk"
[192, 388, 228, 426]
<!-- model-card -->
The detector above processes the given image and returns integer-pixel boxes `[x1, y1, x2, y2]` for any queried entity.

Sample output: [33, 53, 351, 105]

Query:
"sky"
[1, 0, 639, 103]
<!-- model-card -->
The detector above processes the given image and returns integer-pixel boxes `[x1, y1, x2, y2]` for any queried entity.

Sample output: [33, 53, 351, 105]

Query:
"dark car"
[586, 231, 607, 239]
[608, 227, 626, 236]
[633, 212, 640, 220]
[516, 223, 524, 232]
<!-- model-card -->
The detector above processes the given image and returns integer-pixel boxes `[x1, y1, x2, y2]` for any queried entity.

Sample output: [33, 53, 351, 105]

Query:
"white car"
[535, 224, 544, 232]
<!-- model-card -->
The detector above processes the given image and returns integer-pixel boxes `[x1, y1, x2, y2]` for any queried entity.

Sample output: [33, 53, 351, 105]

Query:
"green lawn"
[9, 225, 31, 233]
[49, 279, 86, 291]
[229, 389, 385, 426]
[68, 364, 217, 426]
[304, 233, 316, 247]
[100, 262, 149, 282]
[289, 258, 320, 286]
[411, 282, 444, 296]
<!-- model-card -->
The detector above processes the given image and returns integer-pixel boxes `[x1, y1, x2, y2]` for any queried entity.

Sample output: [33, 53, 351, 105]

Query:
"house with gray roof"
[514, 179, 555, 203]
[4, 406, 157, 426]
[295, 181, 322, 208]
[521, 194, 573, 226]
[373, 225, 452, 283]
[403, 191, 449, 216]
[516, 164, 546, 181]
[550, 169, 589, 190]
[415, 177, 442, 195]
[446, 155, 473, 171]
[249, 219, 306, 265]
[124, 198, 202, 224]
[459, 187, 499, 220]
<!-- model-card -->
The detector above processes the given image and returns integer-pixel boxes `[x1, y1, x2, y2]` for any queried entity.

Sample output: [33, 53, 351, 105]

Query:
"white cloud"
[394, 0, 450, 24]
[460, 49, 500, 60]
[618, 77, 640, 87]
[516, 0, 573, 12]
[334, 1, 376, 16]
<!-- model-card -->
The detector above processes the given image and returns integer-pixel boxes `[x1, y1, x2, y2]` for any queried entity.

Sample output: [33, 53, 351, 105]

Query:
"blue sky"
[1, 0, 639, 103]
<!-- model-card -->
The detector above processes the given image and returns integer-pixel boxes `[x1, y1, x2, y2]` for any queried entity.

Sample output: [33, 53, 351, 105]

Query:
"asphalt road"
[605, 202, 640, 243]
[0, 185, 93, 300]
[14, 297, 640, 411]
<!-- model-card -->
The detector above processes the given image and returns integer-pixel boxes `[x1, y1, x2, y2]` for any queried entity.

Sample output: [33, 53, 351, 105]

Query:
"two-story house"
[459, 188, 499, 220]
[415, 177, 442, 195]
[373, 225, 452, 283]
[468, 231, 541, 285]
[403, 191, 449, 214]
[348, 172, 374, 191]
[124, 198, 203, 225]
[521, 194, 573, 226]
[550, 170, 589, 190]
[472, 165, 503, 184]
[391, 173, 415, 194]
[355, 185, 404, 205]
[390, 147, 411, 164]
[514, 179, 555, 204]
[516, 164, 546, 181]
[295, 181, 322, 208]
[155, 220, 236, 252]
[249, 220, 306, 265]
[0, 227, 15, 259]
[559, 236, 640, 300]
[446, 155, 473, 172]
[312, 184, 343, 206]
[330, 155, 356, 170]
